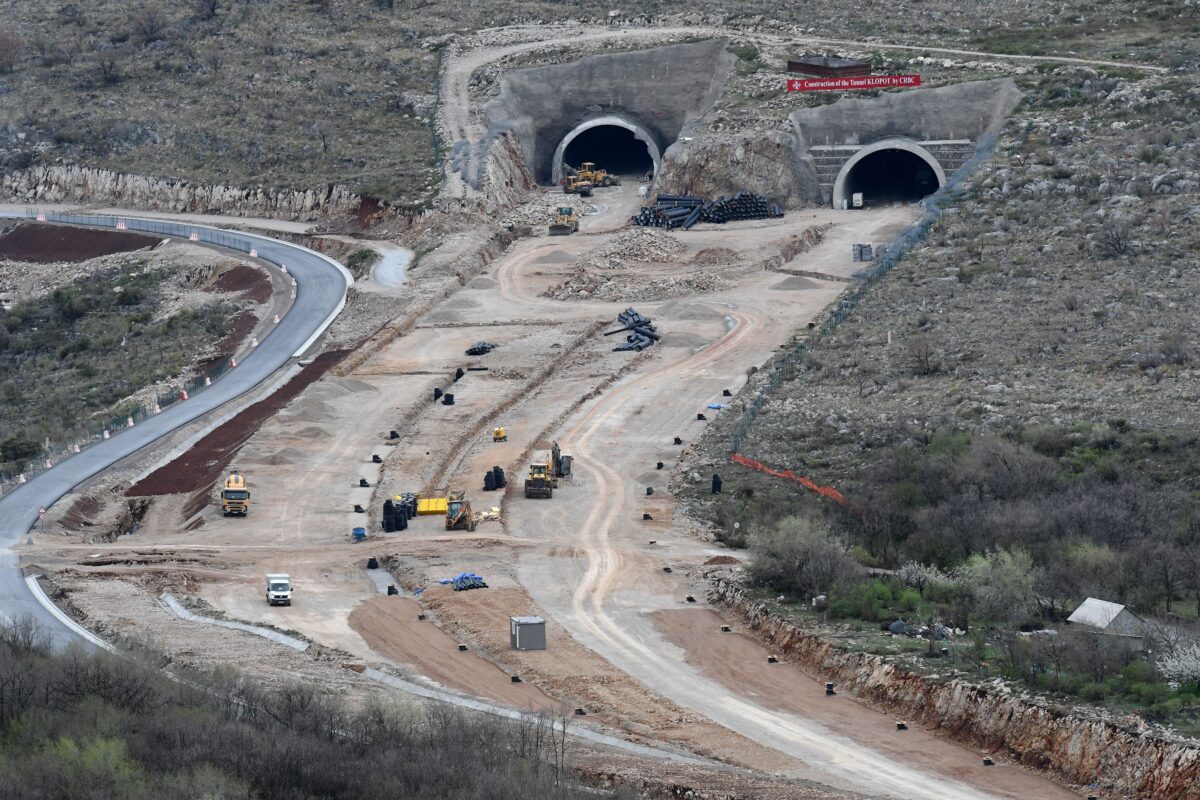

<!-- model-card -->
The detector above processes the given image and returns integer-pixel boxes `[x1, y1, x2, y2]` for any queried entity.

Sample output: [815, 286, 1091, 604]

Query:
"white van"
[265, 573, 292, 606]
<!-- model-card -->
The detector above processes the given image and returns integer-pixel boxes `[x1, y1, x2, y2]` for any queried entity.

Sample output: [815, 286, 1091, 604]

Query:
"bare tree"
[313, 122, 330, 154]
[131, 7, 168, 45]
[189, 0, 222, 21]
[95, 45, 127, 86]
[1097, 223, 1135, 258]
[201, 46, 222, 73]
[0, 27, 21, 72]
[905, 335, 940, 375]
[58, 3, 85, 26]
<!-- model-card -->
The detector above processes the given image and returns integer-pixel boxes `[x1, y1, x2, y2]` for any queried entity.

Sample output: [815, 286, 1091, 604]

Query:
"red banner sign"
[787, 74, 922, 92]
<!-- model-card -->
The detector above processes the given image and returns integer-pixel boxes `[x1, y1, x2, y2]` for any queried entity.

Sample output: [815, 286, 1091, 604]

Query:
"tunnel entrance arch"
[832, 139, 946, 209]
[551, 116, 662, 185]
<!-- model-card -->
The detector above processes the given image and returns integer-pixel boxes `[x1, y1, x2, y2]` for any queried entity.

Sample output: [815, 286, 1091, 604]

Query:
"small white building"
[1067, 597, 1146, 638]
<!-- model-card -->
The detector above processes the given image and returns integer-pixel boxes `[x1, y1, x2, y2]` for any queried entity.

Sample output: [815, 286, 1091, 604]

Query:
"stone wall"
[2, 165, 360, 221]
[707, 571, 1200, 799]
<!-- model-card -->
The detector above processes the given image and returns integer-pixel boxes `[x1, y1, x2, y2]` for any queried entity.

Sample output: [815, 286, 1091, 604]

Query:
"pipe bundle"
[606, 307, 660, 352]
[632, 191, 785, 230]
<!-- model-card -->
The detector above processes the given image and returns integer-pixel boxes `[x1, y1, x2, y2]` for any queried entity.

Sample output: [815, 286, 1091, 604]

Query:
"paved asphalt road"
[0, 211, 351, 647]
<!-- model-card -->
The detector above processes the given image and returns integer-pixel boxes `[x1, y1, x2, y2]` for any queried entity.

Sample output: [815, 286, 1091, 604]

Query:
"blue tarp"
[707, 403, 726, 410]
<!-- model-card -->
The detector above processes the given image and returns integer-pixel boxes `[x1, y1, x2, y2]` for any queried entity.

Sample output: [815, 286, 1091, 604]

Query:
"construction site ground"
[26, 185, 1081, 799]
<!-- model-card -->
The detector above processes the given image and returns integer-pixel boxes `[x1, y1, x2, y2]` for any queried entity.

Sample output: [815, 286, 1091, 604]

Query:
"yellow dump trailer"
[416, 497, 449, 516]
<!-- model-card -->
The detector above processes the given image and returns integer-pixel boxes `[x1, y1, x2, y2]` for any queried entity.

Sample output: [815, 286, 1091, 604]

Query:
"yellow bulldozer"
[577, 161, 620, 188]
[548, 206, 579, 236]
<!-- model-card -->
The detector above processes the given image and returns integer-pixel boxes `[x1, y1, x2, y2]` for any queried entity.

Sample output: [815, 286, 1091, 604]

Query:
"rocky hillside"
[0, 1, 1193, 209]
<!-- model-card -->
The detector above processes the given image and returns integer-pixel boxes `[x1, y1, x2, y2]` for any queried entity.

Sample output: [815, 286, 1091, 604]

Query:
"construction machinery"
[562, 175, 593, 197]
[577, 162, 620, 187]
[548, 206, 579, 236]
[493, 426, 507, 442]
[221, 470, 250, 516]
[550, 441, 572, 481]
[524, 463, 555, 499]
[445, 490, 477, 531]
[265, 573, 292, 606]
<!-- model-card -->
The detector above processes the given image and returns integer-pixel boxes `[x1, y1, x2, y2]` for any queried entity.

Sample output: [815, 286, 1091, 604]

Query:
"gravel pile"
[544, 268, 731, 302]
[690, 247, 740, 266]
[578, 227, 686, 270]
[500, 193, 597, 231]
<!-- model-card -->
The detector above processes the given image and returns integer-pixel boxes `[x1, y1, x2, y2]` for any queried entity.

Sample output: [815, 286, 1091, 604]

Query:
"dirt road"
[49, 192, 1079, 798]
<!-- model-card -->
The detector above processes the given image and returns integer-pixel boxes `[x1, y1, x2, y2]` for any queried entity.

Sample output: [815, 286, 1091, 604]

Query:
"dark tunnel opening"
[843, 149, 940, 207]
[561, 126, 655, 181]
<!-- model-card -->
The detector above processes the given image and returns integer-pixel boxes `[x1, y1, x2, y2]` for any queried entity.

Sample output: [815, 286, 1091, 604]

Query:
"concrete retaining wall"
[708, 572, 1200, 798]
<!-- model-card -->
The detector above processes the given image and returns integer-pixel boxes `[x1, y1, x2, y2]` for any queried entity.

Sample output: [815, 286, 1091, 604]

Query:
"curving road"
[0, 211, 351, 647]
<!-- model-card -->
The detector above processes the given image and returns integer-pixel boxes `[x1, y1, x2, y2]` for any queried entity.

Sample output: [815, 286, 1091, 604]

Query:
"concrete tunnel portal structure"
[832, 138, 947, 209]
[487, 38, 735, 187]
[552, 116, 661, 184]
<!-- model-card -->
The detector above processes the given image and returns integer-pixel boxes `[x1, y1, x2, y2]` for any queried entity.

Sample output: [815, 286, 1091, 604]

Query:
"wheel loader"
[562, 175, 593, 197]
[548, 206, 579, 236]
[524, 463, 554, 499]
[578, 162, 620, 188]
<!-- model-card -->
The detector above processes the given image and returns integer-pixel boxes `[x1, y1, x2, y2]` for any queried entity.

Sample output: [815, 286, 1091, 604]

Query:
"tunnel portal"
[831, 139, 947, 209]
[843, 149, 940, 206]
[561, 125, 656, 181]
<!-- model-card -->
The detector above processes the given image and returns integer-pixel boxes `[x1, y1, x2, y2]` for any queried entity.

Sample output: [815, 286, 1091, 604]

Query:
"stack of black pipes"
[382, 493, 418, 532]
[631, 191, 785, 230]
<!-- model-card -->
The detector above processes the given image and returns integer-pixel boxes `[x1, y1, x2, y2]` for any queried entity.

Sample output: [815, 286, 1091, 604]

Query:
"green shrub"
[896, 588, 921, 612]
[829, 579, 893, 622]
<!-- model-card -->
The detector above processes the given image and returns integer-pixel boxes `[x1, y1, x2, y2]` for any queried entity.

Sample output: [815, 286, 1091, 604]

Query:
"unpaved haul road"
[0, 211, 350, 646]
[498, 207, 1081, 798]
[521, 313, 1079, 800]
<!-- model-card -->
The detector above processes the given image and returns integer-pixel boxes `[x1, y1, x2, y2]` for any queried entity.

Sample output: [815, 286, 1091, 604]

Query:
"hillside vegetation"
[0, 620, 596, 800]
[0, 1, 1194, 207]
[690, 59, 1200, 732]
[0, 258, 235, 475]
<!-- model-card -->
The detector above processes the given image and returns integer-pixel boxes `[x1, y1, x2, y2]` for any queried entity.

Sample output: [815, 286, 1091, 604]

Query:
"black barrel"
[484, 471, 496, 491]
[433, 387, 443, 401]
[442, 393, 455, 406]
[712, 474, 723, 494]
[493, 466, 506, 488]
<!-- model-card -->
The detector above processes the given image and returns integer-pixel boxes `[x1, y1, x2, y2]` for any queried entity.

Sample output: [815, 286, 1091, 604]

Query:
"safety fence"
[727, 137, 1001, 474]
[0, 210, 268, 496]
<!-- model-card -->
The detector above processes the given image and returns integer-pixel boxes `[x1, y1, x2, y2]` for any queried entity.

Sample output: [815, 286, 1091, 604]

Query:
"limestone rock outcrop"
[2, 165, 360, 221]
[655, 130, 821, 208]
[709, 573, 1200, 799]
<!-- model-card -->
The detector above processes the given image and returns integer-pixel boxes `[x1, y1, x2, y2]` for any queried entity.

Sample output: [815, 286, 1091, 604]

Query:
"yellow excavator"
[577, 161, 620, 188]
[548, 206, 578, 236]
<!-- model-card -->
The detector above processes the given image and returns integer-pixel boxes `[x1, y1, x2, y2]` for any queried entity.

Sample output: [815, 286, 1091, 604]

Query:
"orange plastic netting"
[729, 454, 848, 506]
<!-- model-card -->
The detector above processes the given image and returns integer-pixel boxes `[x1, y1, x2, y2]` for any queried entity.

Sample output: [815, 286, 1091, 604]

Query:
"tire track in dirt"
[548, 308, 1035, 799]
